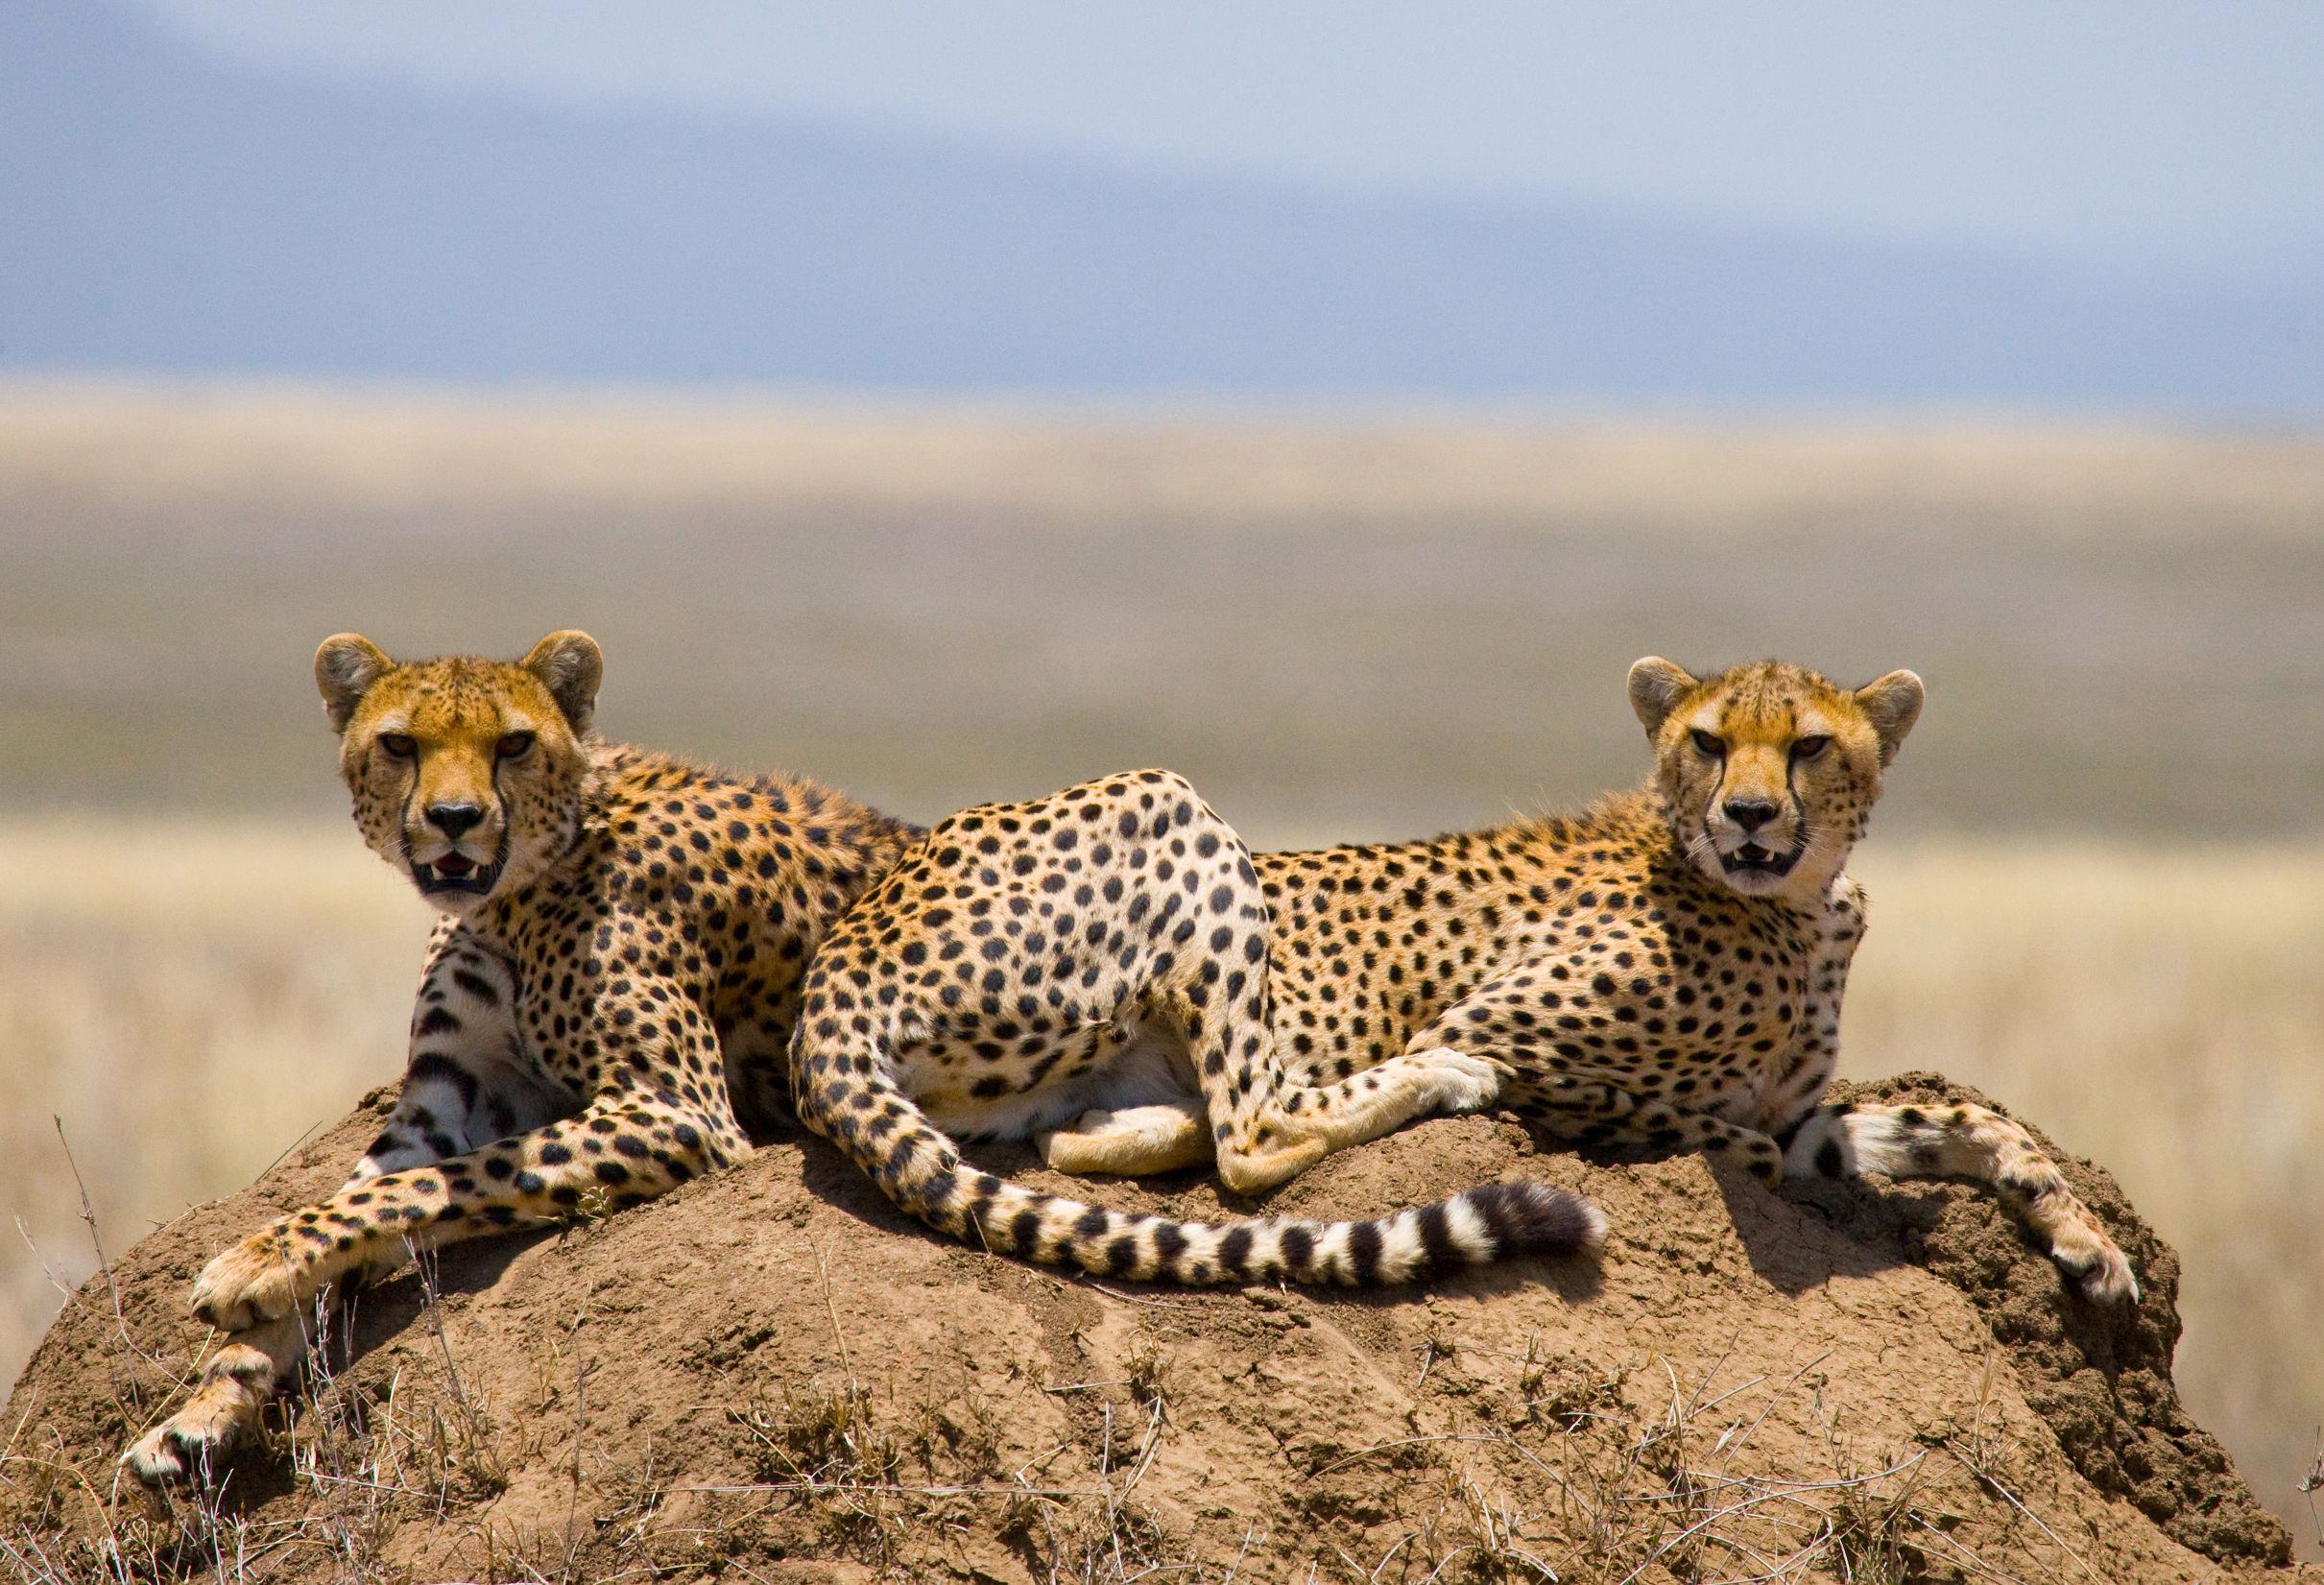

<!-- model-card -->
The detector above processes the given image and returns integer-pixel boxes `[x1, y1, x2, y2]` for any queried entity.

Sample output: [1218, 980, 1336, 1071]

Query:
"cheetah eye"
[378, 732, 417, 760]
[1689, 730, 1725, 758]
[1790, 735, 1832, 761]
[496, 731, 536, 760]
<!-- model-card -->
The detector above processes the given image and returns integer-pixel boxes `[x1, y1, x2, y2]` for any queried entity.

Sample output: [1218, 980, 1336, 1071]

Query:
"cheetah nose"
[425, 802, 486, 840]
[1722, 798, 1779, 832]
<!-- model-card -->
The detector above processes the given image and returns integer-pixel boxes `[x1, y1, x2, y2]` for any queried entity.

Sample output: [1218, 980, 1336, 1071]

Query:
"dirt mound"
[5, 1074, 2310, 1584]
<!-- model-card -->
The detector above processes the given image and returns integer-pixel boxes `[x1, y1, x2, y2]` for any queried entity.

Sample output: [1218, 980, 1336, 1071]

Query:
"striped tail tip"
[1465, 1180, 1609, 1261]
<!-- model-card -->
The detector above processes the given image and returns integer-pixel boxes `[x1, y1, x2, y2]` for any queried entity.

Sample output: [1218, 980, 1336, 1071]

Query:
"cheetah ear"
[1626, 657, 1697, 736]
[1855, 669, 1925, 765]
[522, 630, 603, 734]
[315, 634, 393, 733]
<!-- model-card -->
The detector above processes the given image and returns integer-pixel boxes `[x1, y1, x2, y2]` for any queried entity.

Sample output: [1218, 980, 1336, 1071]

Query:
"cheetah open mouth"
[412, 852, 504, 896]
[1719, 840, 1801, 878]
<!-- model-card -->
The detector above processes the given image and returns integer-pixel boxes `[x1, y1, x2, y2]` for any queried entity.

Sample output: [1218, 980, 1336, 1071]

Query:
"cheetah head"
[1628, 657, 1922, 900]
[315, 630, 603, 916]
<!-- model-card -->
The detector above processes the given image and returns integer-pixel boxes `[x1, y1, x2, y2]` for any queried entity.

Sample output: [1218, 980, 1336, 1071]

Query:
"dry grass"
[4, 384, 2321, 835]
[1, 823, 2317, 1558]
[8, 381, 2324, 536]
[0, 822, 428, 1375]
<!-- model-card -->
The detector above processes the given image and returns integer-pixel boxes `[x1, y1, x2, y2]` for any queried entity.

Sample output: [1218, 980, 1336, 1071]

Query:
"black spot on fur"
[1217, 1226, 1253, 1277]
[1278, 1224, 1314, 1274]
[451, 968, 500, 1005]
[1415, 1202, 1459, 1276]
[1009, 1208, 1044, 1256]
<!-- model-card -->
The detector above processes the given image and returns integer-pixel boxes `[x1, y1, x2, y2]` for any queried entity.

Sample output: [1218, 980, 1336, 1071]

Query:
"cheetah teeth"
[1718, 840, 1799, 877]
[413, 854, 502, 894]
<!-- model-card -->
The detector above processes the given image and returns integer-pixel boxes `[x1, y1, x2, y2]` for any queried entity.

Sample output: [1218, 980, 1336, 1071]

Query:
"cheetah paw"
[1707, 1132, 1785, 1189]
[2054, 1232, 2140, 1306]
[1040, 1109, 1210, 1177]
[1416, 1050, 1503, 1115]
[1038, 1109, 1138, 1174]
[123, 1360, 277, 1486]
[1217, 1134, 1329, 1196]
[190, 1230, 310, 1332]
[123, 1413, 237, 1487]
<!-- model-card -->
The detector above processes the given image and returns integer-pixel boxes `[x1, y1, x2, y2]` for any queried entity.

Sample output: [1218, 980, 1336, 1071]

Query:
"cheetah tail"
[809, 1069, 1605, 1285]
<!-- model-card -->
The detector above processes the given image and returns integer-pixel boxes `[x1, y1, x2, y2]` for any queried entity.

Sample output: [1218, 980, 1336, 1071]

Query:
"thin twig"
[1218, 1518, 1263, 1583]
[807, 1239, 856, 1386]
[2301, 1426, 2322, 1554]
[1910, 1513, 2038, 1585]
[254, 1112, 339, 1182]
[1307, 1431, 1500, 1477]
[1715, 1351, 1833, 1470]
[50, 1118, 139, 1368]
[1944, 1439, 2103, 1585]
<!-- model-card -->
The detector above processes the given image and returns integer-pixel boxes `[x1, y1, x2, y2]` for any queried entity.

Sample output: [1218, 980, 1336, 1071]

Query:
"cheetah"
[800, 657, 2134, 1304]
[1262, 657, 2134, 1303]
[126, 632, 1601, 1483]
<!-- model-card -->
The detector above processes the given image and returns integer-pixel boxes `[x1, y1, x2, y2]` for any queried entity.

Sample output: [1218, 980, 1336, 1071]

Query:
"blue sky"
[141, 0, 2324, 287]
[10, 3, 2315, 409]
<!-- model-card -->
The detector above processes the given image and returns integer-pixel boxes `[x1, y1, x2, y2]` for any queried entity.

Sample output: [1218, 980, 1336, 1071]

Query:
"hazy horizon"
[8, 2, 2320, 415]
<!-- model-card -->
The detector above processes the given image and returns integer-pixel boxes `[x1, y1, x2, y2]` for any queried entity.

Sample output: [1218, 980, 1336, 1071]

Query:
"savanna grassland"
[1, 385, 2319, 1549]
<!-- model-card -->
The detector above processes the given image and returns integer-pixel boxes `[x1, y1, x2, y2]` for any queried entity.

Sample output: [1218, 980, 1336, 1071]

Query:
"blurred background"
[3, 0, 2319, 1549]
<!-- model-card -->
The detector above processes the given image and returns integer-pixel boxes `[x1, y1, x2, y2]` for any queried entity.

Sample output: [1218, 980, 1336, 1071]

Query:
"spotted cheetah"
[804, 657, 2133, 1305]
[1273, 657, 2132, 1303]
[126, 632, 1600, 1483]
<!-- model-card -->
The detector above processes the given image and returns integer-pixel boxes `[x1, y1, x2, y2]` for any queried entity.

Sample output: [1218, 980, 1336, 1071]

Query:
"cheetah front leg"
[1755, 881, 2136, 1304]
[136, 1093, 731, 1481]
[118, 1314, 310, 1486]
[188, 1083, 748, 1333]
[185, 970, 750, 1331]
[1399, 962, 1795, 1185]
[1778, 1102, 2137, 1303]
[126, 925, 570, 1484]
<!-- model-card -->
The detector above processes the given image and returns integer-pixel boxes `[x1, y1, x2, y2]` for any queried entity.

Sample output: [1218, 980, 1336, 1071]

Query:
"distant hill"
[4, 2, 2318, 414]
